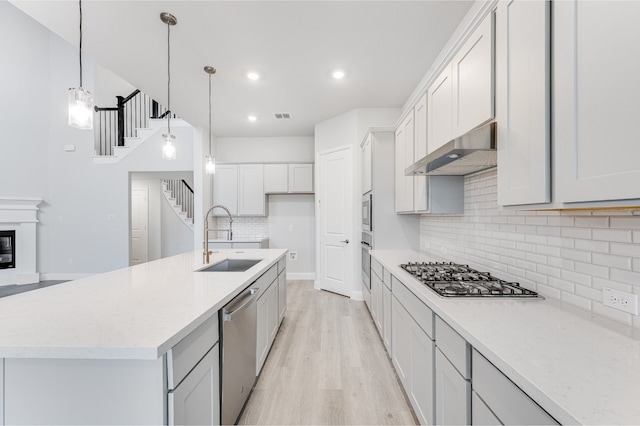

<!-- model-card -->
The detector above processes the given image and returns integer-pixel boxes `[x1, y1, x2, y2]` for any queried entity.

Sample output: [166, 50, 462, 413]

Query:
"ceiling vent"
[273, 112, 291, 120]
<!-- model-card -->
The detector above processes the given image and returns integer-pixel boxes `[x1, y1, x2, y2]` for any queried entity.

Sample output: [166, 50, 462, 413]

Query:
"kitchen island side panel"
[4, 357, 166, 425]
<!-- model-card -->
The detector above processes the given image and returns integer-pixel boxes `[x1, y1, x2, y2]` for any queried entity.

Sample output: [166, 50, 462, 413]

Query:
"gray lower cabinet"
[169, 345, 220, 425]
[256, 262, 284, 376]
[472, 391, 502, 426]
[391, 281, 435, 426]
[278, 271, 286, 324]
[472, 349, 558, 425]
[435, 348, 471, 425]
[382, 283, 392, 353]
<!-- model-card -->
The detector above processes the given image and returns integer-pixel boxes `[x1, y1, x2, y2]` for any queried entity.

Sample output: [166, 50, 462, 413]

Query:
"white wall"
[217, 136, 314, 163]
[268, 195, 315, 278]
[314, 108, 401, 299]
[420, 168, 640, 328]
[1, 3, 196, 279]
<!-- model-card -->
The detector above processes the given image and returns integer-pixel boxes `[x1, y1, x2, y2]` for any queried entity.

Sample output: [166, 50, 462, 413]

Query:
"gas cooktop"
[400, 262, 539, 298]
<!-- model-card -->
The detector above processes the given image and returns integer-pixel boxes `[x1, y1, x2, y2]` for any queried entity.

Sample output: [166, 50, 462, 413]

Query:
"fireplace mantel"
[0, 197, 42, 285]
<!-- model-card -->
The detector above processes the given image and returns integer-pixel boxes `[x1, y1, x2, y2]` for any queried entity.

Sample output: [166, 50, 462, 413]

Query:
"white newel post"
[0, 197, 43, 285]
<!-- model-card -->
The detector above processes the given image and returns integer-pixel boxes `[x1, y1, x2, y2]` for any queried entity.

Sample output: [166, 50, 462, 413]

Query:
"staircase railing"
[94, 90, 177, 156]
[163, 179, 194, 224]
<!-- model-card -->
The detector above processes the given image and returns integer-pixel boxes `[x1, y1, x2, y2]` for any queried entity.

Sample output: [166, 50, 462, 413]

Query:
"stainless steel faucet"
[204, 204, 234, 264]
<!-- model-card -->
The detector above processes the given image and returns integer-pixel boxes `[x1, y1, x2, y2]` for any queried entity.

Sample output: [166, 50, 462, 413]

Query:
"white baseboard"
[40, 273, 93, 281]
[286, 272, 316, 281]
[350, 289, 364, 301]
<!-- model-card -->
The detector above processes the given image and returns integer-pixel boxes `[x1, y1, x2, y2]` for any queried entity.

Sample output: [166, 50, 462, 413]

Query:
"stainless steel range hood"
[405, 121, 497, 176]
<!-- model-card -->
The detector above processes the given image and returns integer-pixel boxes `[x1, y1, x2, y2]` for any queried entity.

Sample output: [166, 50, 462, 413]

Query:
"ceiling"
[10, 1, 473, 137]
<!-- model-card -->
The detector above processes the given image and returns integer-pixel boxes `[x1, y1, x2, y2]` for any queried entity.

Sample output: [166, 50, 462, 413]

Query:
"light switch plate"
[603, 287, 639, 315]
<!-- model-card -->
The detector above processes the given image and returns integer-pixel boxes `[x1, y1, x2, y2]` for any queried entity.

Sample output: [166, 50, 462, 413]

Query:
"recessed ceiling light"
[247, 72, 260, 81]
[247, 115, 257, 122]
[332, 70, 346, 80]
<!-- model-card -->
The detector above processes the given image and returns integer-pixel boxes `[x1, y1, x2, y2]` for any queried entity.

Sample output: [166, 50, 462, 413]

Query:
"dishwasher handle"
[223, 288, 258, 322]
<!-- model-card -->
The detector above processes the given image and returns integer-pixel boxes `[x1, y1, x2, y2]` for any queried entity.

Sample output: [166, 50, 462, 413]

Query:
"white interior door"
[317, 146, 353, 297]
[130, 188, 149, 265]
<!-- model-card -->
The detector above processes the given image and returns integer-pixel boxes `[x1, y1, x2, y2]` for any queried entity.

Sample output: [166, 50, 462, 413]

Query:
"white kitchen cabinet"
[277, 270, 286, 324]
[472, 391, 501, 426]
[395, 112, 415, 213]
[238, 164, 265, 215]
[168, 346, 219, 426]
[264, 164, 288, 193]
[427, 65, 454, 154]
[256, 277, 279, 375]
[382, 282, 392, 353]
[413, 94, 428, 212]
[391, 295, 411, 390]
[554, 0, 640, 204]
[0, 359, 4, 422]
[264, 164, 313, 194]
[213, 164, 265, 216]
[435, 348, 471, 425]
[496, 0, 551, 206]
[361, 134, 372, 194]
[472, 349, 558, 425]
[452, 12, 494, 137]
[213, 165, 239, 216]
[391, 291, 435, 426]
[288, 164, 313, 193]
[371, 270, 383, 336]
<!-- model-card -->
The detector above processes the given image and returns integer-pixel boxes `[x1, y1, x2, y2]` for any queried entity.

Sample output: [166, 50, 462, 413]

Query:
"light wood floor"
[238, 280, 417, 425]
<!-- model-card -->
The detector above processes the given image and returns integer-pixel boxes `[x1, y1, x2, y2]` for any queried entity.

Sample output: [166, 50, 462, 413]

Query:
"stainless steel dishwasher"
[220, 286, 258, 425]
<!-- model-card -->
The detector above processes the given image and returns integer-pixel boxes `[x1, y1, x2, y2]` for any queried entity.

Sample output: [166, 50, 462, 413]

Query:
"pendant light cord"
[209, 72, 212, 156]
[79, 0, 83, 88]
[167, 19, 171, 135]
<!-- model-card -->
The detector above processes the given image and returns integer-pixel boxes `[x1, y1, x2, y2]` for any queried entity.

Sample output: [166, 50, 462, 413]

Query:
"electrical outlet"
[289, 252, 297, 261]
[603, 287, 639, 315]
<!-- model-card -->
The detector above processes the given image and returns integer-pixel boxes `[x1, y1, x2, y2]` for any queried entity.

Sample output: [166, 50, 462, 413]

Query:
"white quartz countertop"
[370, 250, 640, 425]
[0, 249, 286, 360]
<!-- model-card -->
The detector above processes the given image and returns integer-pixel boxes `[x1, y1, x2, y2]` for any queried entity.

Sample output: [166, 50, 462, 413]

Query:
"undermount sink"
[198, 258, 262, 272]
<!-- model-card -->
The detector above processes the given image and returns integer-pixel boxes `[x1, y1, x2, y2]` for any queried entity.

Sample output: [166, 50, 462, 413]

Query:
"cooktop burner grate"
[399, 262, 539, 298]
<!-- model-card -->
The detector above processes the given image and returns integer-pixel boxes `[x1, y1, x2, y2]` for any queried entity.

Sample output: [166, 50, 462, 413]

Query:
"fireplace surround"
[0, 197, 42, 285]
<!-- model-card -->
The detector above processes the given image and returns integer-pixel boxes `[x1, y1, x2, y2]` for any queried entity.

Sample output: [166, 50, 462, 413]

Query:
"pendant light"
[68, 0, 93, 129]
[160, 12, 177, 160]
[204, 66, 217, 174]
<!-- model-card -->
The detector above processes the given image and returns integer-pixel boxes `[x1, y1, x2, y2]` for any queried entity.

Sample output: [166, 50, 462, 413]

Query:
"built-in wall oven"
[362, 192, 372, 232]
[361, 232, 372, 289]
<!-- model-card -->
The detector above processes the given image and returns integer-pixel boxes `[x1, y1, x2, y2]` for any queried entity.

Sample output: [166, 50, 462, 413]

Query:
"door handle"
[341, 239, 349, 244]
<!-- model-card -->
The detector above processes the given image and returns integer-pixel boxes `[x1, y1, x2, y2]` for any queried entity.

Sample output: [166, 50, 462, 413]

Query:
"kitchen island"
[0, 248, 287, 425]
[371, 250, 640, 426]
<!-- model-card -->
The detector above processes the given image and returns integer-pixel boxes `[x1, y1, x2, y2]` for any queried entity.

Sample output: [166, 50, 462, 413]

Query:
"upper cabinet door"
[264, 164, 288, 193]
[427, 65, 454, 153]
[395, 112, 415, 213]
[213, 165, 239, 216]
[414, 95, 428, 212]
[288, 164, 313, 193]
[496, 0, 551, 206]
[554, 0, 640, 203]
[452, 12, 495, 137]
[238, 164, 265, 215]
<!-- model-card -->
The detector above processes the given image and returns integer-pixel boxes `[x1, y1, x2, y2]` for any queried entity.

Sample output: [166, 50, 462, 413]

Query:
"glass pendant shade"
[205, 156, 216, 174]
[68, 87, 94, 129]
[162, 134, 177, 160]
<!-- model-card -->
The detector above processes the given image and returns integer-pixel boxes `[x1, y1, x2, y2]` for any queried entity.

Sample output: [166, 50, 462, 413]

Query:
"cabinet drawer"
[167, 314, 219, 390]
[392, 276, 434, 339]
[472, 349, 558, 425]
[277, 257, 286, 275]
[371, 257, 383, 281]
[254, 264, 278, 299]
[435, 316, 470, 379]
[383, 269, 392, 290]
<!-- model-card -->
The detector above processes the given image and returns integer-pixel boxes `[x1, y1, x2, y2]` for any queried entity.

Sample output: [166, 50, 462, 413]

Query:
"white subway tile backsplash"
[592, 229, 632, 243]
[419, 168, 640, 329]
